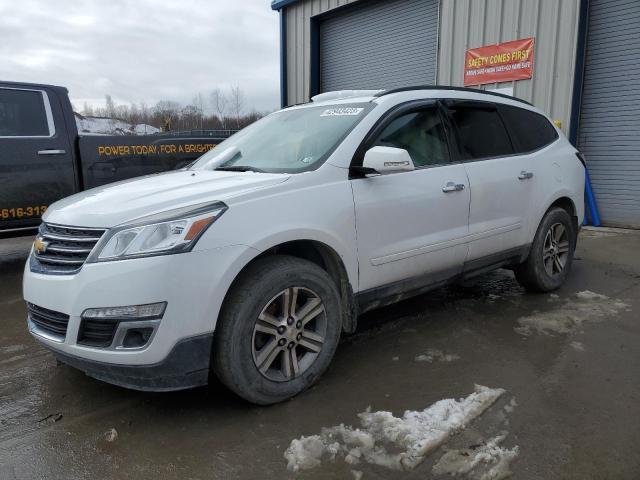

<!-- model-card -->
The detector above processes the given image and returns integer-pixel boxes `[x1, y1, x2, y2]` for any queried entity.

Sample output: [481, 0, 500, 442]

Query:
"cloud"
[0, 0, 280, 112]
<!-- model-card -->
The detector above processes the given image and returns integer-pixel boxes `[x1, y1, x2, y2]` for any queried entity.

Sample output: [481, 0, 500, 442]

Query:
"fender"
[250, 228, 359, 291]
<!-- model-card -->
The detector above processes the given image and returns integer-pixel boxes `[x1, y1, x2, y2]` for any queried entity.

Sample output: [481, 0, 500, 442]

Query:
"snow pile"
[75, 114, 159, 135]
[415, 349, 460, 363]
[515, 290, 628, 336]
[284, 385, 505, 472]
[432, 433, 519, 480]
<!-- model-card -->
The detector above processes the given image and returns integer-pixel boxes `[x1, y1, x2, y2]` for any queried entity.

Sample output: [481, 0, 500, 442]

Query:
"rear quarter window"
[498, 104, 558, 153]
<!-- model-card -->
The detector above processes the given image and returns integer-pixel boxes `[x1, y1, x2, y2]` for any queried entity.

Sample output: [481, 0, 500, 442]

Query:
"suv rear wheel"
[514, 207, 577, 292]
[213, 255, 342, 404]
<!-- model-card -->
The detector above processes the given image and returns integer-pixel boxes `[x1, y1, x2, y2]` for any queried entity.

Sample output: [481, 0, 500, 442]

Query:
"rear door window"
[447, 101, 513, 160]
[373, 106, 450, 167]
[498, 104, 559, 153]
[0, 88, 51, 137]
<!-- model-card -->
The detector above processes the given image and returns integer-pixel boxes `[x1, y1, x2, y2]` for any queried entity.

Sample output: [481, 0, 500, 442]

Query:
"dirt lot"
[1, 229, 639, 480]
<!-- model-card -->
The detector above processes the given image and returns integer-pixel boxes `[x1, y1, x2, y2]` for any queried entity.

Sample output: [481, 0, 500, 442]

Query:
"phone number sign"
[464, 37, 534, 86]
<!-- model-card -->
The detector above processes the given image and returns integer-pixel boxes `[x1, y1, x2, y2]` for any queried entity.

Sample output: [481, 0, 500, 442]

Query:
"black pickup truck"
[0, 81, 232, 233]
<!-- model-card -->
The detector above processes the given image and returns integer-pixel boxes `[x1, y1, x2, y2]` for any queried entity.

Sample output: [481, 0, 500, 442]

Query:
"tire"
[514, 207, 577, 292]
[212, 255, 342, 405]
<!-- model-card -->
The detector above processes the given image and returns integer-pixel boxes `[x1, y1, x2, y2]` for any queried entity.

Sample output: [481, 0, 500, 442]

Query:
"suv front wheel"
[514, 207, 577, 292]
[213, 255, 342, 405]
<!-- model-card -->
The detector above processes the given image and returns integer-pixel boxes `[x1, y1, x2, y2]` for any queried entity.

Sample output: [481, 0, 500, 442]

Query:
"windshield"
[191, 103, 371, 173]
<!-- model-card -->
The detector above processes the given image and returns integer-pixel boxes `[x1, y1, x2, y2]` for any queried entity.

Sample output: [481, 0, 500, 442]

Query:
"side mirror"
[361, 146, 415, 175]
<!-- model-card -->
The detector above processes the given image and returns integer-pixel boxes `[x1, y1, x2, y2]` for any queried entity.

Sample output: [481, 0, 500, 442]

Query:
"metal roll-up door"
[578, 0, 640, 227]
[320, 0, 438, 93]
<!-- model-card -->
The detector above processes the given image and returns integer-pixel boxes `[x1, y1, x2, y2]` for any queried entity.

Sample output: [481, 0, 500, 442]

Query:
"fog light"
[122, 327, 154, 348]
[82, 302, 167, 320]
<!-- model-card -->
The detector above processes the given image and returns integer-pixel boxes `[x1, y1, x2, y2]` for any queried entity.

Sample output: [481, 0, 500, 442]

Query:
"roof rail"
[374, 85, 533, 106]
[311, 90, 384, 102]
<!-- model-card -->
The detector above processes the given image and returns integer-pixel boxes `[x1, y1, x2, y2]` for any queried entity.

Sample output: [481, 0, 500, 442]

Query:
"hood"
[43, 170, 290, 228]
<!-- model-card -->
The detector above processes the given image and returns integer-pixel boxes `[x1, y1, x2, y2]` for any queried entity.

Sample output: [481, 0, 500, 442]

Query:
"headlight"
[88, 201, 227, 262]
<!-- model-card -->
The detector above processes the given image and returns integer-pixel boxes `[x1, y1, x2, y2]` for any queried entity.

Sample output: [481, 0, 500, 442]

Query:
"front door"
[351, 104, 470, 293]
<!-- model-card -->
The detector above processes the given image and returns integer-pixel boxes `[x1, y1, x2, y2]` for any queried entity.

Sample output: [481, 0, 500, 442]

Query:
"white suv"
[23, 87, 585, 404]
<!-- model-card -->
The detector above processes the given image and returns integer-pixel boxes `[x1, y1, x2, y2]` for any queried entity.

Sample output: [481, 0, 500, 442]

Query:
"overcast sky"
[0, 0, 280, 113]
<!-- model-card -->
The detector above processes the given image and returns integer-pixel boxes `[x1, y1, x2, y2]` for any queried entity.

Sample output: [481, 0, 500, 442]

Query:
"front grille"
[27, 303, 70, 340]
[77, 319, 119, 348]
[30, 223, 106, 275]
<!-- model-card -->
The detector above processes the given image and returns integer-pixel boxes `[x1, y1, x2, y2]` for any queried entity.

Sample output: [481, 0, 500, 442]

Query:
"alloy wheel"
[542, 222, 570, 276]
[251, 287, 326, 382]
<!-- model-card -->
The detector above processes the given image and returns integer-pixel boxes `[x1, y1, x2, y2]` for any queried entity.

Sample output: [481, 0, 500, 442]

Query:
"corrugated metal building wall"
[437, 0, 580, 133]
[577, 0, 640, 227]
[283, 0, 359, 105]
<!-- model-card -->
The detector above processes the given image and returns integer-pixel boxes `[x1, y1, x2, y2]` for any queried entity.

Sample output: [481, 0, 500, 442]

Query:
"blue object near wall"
[584, 170, 601, 226]
[569, 0, 601, 227]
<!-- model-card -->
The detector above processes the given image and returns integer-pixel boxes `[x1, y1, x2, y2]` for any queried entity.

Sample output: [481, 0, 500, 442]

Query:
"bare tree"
[82, 101, 94, 116]
[153, 100, 181, 132]
[192, 93, 205, 129]
[210, 88, 228, 129]
[229, 85, 245, 129]
[181, 104, 201, 130]
[104, 95, 116, 117]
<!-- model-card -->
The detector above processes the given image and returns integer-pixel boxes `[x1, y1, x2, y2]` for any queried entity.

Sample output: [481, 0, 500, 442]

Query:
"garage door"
[320, 0, 438, 92]
[578, 0, 640, 227]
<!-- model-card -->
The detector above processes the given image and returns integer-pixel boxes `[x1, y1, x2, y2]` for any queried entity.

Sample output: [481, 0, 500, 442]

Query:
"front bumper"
[48, 333, 214, 391]
[23, 244, 258, 376]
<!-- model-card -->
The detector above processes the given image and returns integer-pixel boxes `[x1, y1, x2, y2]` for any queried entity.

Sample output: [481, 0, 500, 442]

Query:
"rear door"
[444, 100, 534, 263]
[351, 102, 470, 294]
[0, 86, 76, 231]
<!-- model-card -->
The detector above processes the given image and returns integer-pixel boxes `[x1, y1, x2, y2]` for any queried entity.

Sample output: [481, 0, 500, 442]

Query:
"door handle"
[518, 170, 534, 180]
[442, 181, 465, 193]
[37, 149, 66, 155]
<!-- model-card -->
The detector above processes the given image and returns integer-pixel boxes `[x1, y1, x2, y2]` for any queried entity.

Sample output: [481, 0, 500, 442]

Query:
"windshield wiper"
[215, 165, 265, 173]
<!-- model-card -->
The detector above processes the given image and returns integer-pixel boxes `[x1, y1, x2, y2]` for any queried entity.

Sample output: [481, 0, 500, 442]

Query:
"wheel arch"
[219, 238, 358, 334]
[532, 191, 580, 238]
[547, 195, 579, 234]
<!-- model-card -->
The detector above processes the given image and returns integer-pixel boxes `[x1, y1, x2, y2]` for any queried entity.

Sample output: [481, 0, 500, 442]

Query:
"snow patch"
[570, 341, 585, 352]
[415, 349, 461, 363]
[284, 385, 505, 472]
[515, 290, 628, 336]
[432, 433, 519, 480]
[75, 114, 159, 135]
[503, 398, 518, 414]
[104, 428, 118, 442]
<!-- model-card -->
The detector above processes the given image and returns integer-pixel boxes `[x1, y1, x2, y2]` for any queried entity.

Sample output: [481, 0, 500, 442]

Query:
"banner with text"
[464, 37, 534, 86]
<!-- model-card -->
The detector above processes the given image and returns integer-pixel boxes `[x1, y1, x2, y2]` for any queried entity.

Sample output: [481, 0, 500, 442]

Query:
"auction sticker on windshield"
[320, 107, 364, 117]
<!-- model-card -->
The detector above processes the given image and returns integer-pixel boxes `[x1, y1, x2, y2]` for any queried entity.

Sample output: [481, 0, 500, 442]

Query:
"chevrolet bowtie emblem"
[34, 237, 49, 255]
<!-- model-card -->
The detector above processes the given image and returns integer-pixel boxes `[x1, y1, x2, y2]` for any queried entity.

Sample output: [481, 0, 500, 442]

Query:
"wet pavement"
[1, 229, 639, 479]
